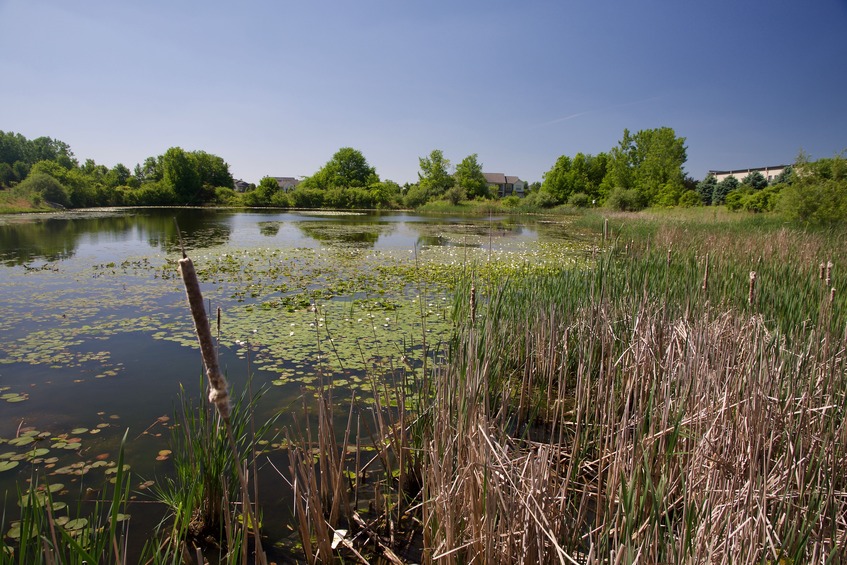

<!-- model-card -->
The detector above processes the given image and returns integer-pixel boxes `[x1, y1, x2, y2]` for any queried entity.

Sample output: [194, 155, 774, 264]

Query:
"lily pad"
[8, 436, 34, 446]
[64, 518, 88, 531]
[0, 460, 19, 472]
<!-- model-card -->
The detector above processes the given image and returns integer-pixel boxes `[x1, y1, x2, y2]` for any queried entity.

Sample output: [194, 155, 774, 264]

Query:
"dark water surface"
[0, 208, 585, 557]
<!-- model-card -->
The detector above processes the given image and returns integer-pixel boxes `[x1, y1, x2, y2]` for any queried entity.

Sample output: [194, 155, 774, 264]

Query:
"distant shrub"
[501, 195, 521, 208]
[605, 187, 645, 211]
[678, 190, 702, 208]
[567, 192, 591, 208]
[16, 172, 69, 207]
[403, 185, 430, 208]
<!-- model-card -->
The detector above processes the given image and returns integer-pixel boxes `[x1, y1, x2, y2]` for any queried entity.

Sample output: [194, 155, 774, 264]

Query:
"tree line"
[1, 128, 844, 224]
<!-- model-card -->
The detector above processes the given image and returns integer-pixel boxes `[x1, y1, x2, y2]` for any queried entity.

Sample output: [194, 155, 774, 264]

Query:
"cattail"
[748, 271, 757, 306]
[178, 255, 230, 420]
[667, 248, 672, 267]
[470, 282, 476, 324]
[826, 261, 833, 286]
[830, 287, 836, 304]
[702, 253, 710, 292]
[819, 262, 826, 281]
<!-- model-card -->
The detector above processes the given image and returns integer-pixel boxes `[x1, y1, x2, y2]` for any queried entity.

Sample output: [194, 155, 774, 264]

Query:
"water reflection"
[0, 209, 581, 266]
[296, 220, 395, 249]
[144, 209, 233, 253]
[258, 221, 282, 237]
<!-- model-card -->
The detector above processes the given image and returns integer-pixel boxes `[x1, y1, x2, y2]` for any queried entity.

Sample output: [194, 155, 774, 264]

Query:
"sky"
[1, 0, 845, 185]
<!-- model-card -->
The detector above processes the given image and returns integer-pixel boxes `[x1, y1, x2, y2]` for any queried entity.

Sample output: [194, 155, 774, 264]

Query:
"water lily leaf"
[64, 518, 88, 531]
[26, 448, 50, 458]
[70, 427, 89, 435]
[0, 460, 19, 472]
[8, 436, 34, 446]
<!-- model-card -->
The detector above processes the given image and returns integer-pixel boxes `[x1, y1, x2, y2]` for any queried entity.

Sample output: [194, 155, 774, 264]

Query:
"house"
[273, 177, 301, 192]
[233, 179, 251, 192]
[708, 165, 788, 184]
[483, 172, 526, 198]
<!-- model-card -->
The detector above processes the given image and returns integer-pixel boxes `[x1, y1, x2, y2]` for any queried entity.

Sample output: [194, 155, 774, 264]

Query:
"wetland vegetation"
[1, 207, 845, 563]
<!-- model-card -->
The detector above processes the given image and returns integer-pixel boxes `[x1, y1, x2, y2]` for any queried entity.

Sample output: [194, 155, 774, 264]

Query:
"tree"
[742, 171, 768, 190]
[192, 150, 233, 189]
[454, 154, 489, 199]
[712, 176, 738, 205]
[418, 150, 454, 197]
[302, 147, 378, 189]
[696, 174, 717, 205]
[542, 152, 608, 204]
[17, 173, 69, 207]
[541, 155, 573, 204]
[107, 163, 132, 187]
[162, 147, 201, 204]
[0, 163, 14, 186]
[244, 176, 282, 207]
[603, 127, 687, 206]
[778, 153, 847, 224]
[135, 156, 163, 183]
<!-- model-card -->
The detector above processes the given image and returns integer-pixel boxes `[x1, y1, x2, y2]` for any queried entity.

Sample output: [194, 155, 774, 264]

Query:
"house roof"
[483, 173, 524, 185]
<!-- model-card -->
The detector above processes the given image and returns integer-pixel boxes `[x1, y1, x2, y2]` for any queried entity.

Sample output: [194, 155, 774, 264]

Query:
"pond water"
[0, 207, 590, 557]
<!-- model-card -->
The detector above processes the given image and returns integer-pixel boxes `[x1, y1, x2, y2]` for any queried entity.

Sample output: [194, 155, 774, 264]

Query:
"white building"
[708, 165, 788, 184]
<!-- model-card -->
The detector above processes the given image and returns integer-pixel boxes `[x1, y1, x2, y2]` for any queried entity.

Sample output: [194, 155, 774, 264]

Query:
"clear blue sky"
[2, 0, 845, 185]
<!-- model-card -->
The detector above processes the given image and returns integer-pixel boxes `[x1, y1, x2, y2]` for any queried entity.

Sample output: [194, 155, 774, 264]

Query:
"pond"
[0, 207, 591, 558]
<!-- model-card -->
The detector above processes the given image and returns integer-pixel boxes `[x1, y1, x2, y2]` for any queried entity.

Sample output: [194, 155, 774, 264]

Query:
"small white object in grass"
[331, 529, 348, 549]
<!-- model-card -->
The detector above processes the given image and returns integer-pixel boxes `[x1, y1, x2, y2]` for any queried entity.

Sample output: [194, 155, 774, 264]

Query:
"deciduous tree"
[418, 150, 454, 197]
[455, 154, 489, 199]
[302, 147, 378, 189]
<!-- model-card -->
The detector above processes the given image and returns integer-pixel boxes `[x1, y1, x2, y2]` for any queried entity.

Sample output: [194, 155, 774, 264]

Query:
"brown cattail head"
[748, 271, 757, 306]
[826, 261, 833, 286]
[820, 262, 826, 280]
[830, 287, 836, 304]
[667, 248, 672, 267]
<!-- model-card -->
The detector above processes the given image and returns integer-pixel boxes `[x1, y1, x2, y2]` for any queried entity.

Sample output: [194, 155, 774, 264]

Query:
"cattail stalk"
[178, 252, 267, 563]
[748, 271, 757, 306]
[470, 281, 476, 324]
[179, 255, 230, 419]
[702, 253, 710, 292]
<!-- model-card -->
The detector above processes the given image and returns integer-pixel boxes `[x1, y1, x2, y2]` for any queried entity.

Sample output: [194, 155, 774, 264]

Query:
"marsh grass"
[0, 431, 132, 564]
[143, 379, 276, 563]
[423, 222, 847, 563]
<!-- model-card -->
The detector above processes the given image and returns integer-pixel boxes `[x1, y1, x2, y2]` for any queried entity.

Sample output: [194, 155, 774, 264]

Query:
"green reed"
[0, 432, 132, 565]
[426, 220, 846, 563]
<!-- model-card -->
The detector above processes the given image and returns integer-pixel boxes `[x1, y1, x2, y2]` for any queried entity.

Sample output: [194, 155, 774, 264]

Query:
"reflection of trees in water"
[296, 220, 394, 249]
[409, 220, 528, 249]
[0, 213, 151, 266]
[258, 222, 282, 237]
[0, 209, 235, 266]
[143, 209, 233, 253]
[0, 219, 82, 266]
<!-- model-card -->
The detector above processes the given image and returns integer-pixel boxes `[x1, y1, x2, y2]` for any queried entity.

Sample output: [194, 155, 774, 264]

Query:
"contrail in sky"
[539, 96, 664, 128]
